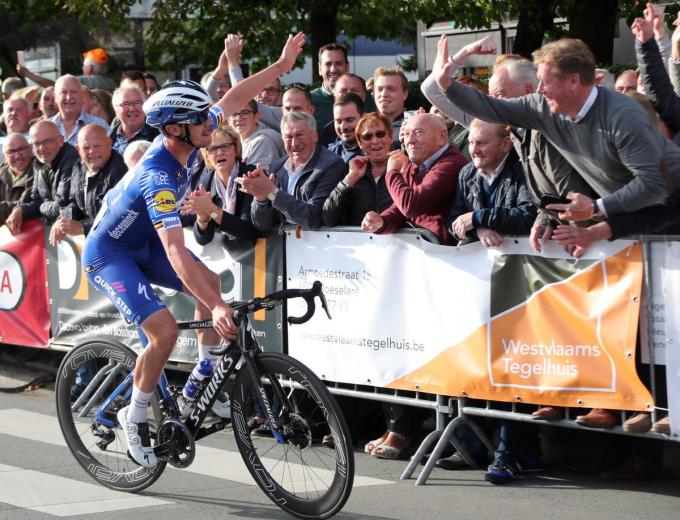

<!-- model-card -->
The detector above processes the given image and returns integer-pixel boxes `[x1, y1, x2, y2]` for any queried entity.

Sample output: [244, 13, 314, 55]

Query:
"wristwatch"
[591, 199, 599, 217]
[267, 188, 279, 202]
[210, 207, 219, 221]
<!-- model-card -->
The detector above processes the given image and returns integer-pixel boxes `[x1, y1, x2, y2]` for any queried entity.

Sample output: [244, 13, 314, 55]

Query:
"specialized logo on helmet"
[152, 190, 176, 213]
[149, 99, 194, 108]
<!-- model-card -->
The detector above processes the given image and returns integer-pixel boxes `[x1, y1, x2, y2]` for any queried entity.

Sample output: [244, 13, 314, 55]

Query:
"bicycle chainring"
[157, 419, 195, 469]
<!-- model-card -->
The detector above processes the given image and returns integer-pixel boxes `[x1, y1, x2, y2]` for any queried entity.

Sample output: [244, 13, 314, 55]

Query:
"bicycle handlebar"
[207, 281, 331, 356]
[235, 280, 332, 325]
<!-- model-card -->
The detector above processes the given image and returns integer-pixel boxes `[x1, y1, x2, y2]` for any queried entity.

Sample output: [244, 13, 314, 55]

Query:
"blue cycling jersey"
[82, 135, 200, 326]
[89, 135, 198, 248]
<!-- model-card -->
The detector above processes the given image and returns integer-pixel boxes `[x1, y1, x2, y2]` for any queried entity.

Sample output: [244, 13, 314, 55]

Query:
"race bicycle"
[55, 281, 354, 520]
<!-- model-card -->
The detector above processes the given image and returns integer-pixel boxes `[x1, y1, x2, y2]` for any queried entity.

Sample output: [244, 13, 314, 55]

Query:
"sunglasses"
[359, 130, 388, 142]
[282, 82, 310, 93]
[182, 109, 210, 126]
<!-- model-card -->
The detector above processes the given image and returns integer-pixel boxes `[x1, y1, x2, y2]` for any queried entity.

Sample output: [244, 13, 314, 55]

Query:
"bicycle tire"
[231, 352, 354, 519]
[55, 338, 167, 492]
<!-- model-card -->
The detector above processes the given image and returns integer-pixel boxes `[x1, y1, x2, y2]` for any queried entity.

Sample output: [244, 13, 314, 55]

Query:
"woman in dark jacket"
[182, 124, 260, 245]
[322, 112, 394, 226]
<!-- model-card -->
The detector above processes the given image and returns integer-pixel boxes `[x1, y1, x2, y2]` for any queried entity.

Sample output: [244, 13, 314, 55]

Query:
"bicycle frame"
[176, 312, 289, 444]
[90, 311, 288, 447]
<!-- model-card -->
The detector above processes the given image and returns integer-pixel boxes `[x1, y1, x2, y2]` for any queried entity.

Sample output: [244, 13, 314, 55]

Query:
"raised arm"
[432, 35, 543, 130]
[16, 64, 55, 88]
[422, 36, 497, 129]
[214, 32, 305, 117]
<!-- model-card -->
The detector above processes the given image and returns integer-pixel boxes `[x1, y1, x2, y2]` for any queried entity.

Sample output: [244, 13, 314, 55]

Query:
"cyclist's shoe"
[117, 406, 157, 467]
[211, 392, 231, 419]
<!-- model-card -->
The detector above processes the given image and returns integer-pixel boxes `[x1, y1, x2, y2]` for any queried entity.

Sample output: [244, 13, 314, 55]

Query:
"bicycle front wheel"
[231, 352, 354, 519]
[55, 338, 166, 492]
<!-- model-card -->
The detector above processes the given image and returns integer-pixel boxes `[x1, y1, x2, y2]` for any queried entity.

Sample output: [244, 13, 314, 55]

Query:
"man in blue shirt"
[51, 75, 109, 146]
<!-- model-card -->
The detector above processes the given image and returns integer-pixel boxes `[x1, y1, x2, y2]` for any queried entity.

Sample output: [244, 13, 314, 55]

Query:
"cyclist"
[82, 33, 305, 467]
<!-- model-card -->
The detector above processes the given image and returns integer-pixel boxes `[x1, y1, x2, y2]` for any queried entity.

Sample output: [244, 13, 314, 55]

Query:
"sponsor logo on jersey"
[153, 172, 170, 185]
[152, 190, 176, 213]
[153, 215, 182, 231]
[108, 209, 140, 239]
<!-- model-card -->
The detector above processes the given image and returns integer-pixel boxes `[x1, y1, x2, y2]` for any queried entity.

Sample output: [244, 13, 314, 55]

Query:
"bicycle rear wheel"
[231, 352, 354, 519]
[55, 338, 166, 492]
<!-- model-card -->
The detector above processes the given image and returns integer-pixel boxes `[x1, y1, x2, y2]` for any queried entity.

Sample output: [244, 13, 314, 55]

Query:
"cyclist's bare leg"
[135, 308, 179, 392]
[183, 263, 221, 347]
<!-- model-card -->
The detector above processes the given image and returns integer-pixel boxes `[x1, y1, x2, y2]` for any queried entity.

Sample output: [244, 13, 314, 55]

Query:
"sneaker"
[253, 422, 274, 437]
[484, 457, 518, 484]
[436, 451, 472, 470]
[117, 406, 157, 467]
[211, 392, 231, 419]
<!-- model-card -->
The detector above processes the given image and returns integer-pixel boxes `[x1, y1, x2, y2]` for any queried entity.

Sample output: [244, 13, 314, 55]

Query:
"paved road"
[1, 380, 679, 520]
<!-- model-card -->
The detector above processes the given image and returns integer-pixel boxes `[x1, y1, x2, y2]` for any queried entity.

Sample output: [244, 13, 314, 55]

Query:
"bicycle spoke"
[231, 352, 354, 518]
[55, 340, 166, 492]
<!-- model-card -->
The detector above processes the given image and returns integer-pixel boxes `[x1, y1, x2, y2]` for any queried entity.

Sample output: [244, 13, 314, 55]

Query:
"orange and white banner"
[287, 231, 653, 411]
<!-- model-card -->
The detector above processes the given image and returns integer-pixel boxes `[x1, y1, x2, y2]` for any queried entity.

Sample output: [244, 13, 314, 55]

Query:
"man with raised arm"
[421, 36, 598, 255]
[431, 35, 679, 223]
[82, 33, 305, 467]
[216, 34, 315, 132]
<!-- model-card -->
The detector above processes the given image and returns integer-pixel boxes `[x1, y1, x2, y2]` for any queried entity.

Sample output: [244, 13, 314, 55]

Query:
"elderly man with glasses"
[5, 120, 79, 234]
[0, 133, 36, 227]
[108, 86, 159, 155]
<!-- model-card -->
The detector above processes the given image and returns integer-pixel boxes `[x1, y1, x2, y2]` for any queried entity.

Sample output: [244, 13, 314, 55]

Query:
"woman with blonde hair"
[181, 124, 260, 245]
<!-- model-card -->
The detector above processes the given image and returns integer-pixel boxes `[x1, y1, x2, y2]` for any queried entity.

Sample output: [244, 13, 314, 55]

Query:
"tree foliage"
[5, 0, 678, 81]
[0, 0, 124, 79]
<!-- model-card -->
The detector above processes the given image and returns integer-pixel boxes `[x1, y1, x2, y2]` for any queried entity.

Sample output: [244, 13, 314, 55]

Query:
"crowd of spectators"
[1, 1, 678, 484]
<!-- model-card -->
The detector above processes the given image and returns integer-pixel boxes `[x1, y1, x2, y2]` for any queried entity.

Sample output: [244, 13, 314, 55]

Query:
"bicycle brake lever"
[309, 281, 332, 320]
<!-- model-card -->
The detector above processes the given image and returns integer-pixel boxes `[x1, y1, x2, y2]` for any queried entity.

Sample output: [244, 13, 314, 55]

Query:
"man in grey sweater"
[432, 36, 676, 223]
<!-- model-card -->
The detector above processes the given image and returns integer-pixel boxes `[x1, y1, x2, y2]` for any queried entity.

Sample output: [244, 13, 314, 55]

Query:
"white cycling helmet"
[143, 79, 212, 128]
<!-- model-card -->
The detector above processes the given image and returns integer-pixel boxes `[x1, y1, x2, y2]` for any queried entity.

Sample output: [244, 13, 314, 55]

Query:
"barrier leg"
[400, 429, 442, 480]
[415, 416, 465, 485]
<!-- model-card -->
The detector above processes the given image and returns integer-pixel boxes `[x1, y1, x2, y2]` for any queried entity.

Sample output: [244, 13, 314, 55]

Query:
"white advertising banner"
[287, 231, 654, 411]
[661, 242, 680, 437]
[640, 242, 667, 364]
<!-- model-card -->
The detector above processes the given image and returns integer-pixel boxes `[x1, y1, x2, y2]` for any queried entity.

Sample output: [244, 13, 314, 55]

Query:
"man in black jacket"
[49, 124, 126, 245]
[5, 120, 78, 234]
[449, 119, 536, 246]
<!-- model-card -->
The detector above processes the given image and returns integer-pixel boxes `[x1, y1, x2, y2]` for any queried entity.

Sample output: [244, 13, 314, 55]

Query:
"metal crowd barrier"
[298, 231, 679, 485]
[10, 222, 675, 485]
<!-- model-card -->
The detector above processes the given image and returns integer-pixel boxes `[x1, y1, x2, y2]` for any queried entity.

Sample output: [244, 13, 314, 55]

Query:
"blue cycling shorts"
[82, 236, 198, 326]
